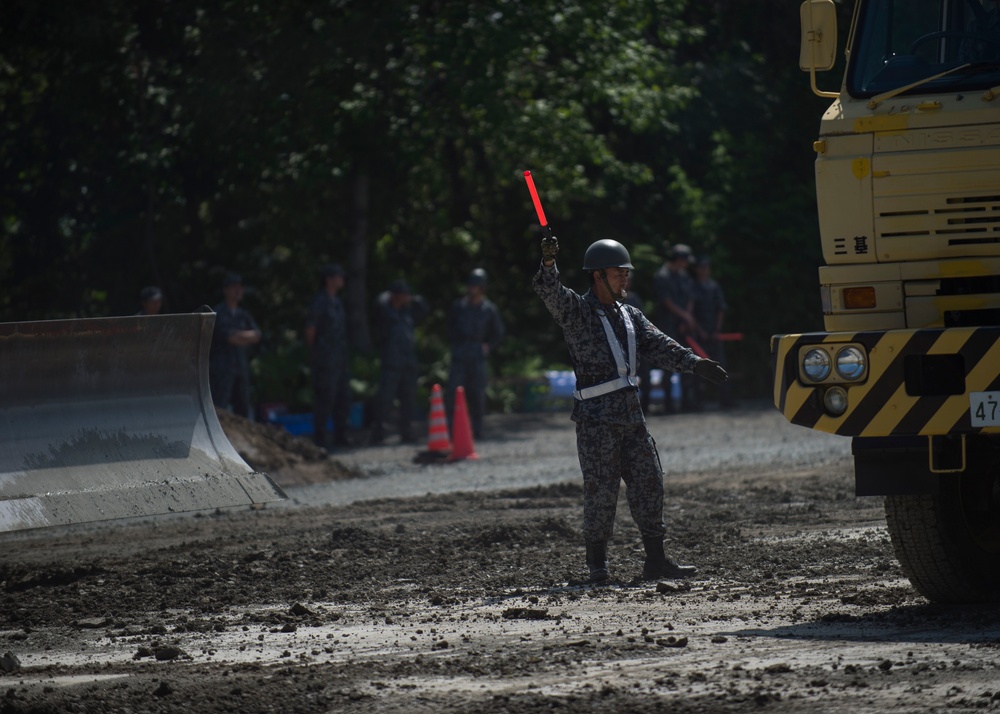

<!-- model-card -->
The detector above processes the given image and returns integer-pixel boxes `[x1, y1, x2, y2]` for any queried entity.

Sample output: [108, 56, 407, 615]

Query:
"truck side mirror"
[799, 0, 838, 72]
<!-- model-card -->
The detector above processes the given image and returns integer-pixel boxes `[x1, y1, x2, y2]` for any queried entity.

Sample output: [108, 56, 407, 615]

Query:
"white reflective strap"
[573, 376, 634, 401]
[573, 308, 638, 401]
[596, 310, 634, 378]
[624, 309, 636, 380]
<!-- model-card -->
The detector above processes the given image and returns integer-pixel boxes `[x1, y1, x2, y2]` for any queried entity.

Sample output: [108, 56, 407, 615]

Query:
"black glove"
[541, 234, 559, 262]
[694, 358, 728, 385]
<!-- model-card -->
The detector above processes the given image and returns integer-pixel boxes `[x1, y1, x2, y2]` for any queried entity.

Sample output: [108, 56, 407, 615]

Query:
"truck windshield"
[848, 0, 1000, 97]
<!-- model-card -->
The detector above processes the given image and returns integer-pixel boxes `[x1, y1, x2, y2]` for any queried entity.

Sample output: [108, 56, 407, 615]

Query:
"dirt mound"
[214, 409, 360, 487]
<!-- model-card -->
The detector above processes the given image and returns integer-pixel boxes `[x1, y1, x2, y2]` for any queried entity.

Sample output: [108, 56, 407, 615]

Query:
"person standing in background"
[691, 255, 734, 409]
[305, 263, 352, 451]
[210, 273, 262, 419]
[370, 279, 430, 445]
[446, 268, 504, 439]
[137, 286, 163, 316]
[652, 244, 696, 413]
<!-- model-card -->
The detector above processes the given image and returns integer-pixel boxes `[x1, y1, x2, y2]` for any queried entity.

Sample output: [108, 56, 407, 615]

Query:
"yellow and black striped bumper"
[771, 326, 1000, 437]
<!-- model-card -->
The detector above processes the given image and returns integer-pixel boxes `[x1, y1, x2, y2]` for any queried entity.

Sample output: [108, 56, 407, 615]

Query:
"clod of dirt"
[289, 603, 313, 617]
[153, 681, 173, 697]
[215, 408, 359, 485]
[755, 691, 782, 705]
[0, 652, 20, 674]
[656, 636, 688, 648]
[154, 646, 185, 661]
[502, 608, 551, 620]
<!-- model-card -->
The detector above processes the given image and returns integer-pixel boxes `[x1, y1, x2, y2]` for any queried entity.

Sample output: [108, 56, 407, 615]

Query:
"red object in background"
[683, 336, 709, 359]
[426, 384, 452, 454]
[448, 386, 479, 461]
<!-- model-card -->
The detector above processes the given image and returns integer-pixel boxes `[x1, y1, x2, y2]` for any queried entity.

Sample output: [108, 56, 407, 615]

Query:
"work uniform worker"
[446, 268, 504, 439]
[137, 286, 163, 316]
[305, 263, 351, 450]
[652, 244, 697, 412]
[370, 279, 430, 444]
[533, 236, 727, 582]
[690, 255, 733, 409]
[210, 273, 262, 419]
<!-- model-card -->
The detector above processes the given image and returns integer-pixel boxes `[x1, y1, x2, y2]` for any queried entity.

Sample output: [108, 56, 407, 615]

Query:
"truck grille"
[873, 141, 1000, 261]
[879, 194, 1000, 241]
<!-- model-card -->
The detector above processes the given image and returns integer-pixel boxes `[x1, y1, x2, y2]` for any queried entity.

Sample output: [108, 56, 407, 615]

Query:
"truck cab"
[772, 0, 1000, 602]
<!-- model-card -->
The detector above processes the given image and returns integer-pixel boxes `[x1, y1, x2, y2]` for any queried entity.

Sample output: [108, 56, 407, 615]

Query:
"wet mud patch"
[4, 409, 999, 712]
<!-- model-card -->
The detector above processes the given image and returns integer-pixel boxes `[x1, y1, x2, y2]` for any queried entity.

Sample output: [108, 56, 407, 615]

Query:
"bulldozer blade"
[0, 309, 286, 533]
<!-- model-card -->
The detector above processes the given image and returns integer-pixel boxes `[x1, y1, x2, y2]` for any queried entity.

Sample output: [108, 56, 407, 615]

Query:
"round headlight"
[802, 348, 831, 382]
[823, 386, 848, 415]
[835, 346, 866, 381]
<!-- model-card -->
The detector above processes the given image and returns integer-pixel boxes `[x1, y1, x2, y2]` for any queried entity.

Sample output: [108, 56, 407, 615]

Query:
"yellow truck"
[772, 0, 1000, 602]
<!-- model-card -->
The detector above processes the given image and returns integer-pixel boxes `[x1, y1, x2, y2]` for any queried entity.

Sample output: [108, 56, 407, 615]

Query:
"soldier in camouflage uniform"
[533, 236, 727, 582]
[446, 268, 505, 439]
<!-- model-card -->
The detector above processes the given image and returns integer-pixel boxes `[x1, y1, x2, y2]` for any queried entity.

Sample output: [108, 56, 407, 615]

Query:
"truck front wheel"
[885, 469, 1000, 603]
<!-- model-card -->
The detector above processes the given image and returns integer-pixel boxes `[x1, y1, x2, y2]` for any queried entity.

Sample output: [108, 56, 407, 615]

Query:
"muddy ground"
[3, 404, 1000, 713]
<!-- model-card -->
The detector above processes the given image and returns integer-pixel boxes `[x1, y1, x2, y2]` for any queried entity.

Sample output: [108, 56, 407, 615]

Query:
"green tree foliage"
[0, 0, 832, 401]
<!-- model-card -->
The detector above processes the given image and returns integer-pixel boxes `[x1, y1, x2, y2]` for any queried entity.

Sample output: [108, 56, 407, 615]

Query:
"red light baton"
[523, 171, 552, 237]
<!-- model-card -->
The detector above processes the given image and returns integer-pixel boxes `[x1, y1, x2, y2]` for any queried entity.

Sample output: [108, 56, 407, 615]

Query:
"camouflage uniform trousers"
[576, 419, 667, 543]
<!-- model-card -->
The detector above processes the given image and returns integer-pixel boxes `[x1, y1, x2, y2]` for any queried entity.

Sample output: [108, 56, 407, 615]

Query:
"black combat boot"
[641, 537, 697, 580]
[585, 541, 610, 583]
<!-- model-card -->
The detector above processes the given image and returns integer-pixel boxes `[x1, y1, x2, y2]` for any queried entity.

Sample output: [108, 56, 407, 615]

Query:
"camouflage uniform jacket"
[533, 262, 698, 425]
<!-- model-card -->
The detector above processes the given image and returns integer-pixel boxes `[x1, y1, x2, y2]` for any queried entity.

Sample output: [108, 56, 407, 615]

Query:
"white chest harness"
[573, 307, 638, 401]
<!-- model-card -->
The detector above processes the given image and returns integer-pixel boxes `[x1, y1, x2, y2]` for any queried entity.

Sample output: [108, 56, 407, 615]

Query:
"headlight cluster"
[797, 343, 868, 417]
[799, 344, 868, 384]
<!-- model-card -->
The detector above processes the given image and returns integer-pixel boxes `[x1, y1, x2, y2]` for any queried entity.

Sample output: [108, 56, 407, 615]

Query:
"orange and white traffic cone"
[448, 386, 479, 461]
[426, 384, 452, 454]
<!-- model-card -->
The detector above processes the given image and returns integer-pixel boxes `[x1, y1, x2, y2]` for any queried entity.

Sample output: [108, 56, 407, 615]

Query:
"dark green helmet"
[582, 240, 633, 271]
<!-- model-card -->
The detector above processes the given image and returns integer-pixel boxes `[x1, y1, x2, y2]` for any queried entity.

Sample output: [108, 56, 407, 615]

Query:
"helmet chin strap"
[598, 269, 627, 304]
